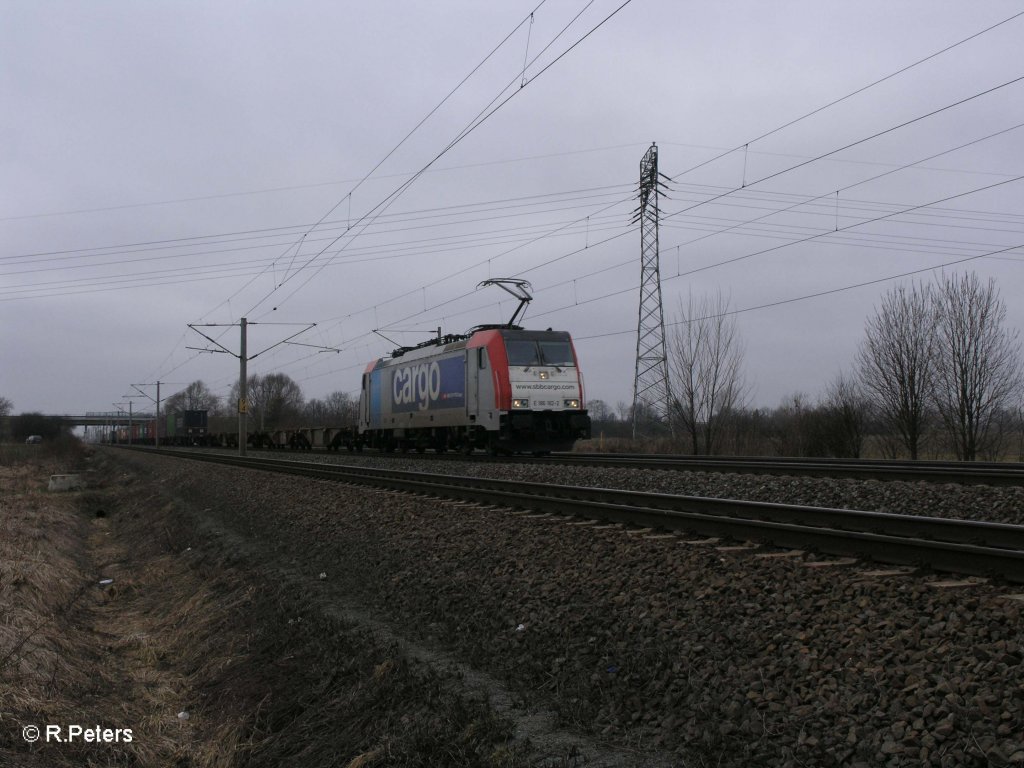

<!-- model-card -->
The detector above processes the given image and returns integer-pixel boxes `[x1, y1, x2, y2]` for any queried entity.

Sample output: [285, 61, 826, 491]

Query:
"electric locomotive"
[358, 280, 591, 454]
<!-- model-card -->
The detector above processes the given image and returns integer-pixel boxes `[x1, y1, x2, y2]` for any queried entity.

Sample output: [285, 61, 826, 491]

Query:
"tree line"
[3, 271, 1020, 457]
[590, 271, 1024, 461]
[0, 397, 69, 443]
[160, 375, 358, 434]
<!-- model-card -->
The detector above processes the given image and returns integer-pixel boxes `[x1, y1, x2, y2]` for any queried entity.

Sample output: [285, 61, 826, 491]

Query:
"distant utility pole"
[120, 394, 147, 446]
[187, 318, 318, 456]
[131, 382, 163, 448]
[632, 142, 673, 439]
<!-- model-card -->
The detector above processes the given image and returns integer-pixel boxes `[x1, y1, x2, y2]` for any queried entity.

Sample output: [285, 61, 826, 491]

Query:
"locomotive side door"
[468, 346, 497, 429]
[465, 349, 479, 418]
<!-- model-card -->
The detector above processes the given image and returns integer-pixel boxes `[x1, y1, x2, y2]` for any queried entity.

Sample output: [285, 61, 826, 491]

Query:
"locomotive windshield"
[505, 338, 576, 367]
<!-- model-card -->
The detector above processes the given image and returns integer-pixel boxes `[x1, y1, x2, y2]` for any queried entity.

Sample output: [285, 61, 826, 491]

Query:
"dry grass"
[0, 458, 193, 766]
[0, 450, 526, 767]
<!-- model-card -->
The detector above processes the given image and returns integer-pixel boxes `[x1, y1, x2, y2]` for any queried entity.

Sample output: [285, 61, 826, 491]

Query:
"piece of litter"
[177, 711, 189, 721]
[515, 623, 525, 632]
[318, 572, 327, 580]
[98, 578, 114, 586]
[48, 474, 85, 492]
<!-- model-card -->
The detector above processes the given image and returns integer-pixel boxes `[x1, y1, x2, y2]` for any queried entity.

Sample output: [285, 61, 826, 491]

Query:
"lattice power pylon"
[632, 142, 673, 439]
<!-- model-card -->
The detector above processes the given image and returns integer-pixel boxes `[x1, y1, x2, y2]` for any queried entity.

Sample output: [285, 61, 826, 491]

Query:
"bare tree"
[767, 392, 811, 456]
[932, 273, 1023, 461]
[230, 373, 304, 431]
[615, 400, 632, 422]
[818, 371, 870, 458]
[585, 398, 613, 422]
[164, 380, 220, 414]
[304, 391, 358, 424]
[668, 292, 747, 455]
[857, 282, 937, 459]
[0, 396, 12, 442]
[1015, 404, 1024, 462]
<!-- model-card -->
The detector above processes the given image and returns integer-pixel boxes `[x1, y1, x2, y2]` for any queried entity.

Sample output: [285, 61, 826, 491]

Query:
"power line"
[0, 143, 646, 225]
[573, 240, 1024, 343]
[246, 0, 637, 321]
[662, 9, 1024, 183]
[199, 133, 1024, 387]
[657, 119, 1024, 275]
[190, 2, 558, 324]
[518, 173, 1024, 333]
[0, 196, 635, 276]
[145, 7, 1021, 385]
[134, 1, 638, 384]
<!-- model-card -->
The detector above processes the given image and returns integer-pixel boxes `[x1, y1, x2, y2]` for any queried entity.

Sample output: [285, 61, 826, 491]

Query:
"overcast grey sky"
[2, 1, 1023, 416]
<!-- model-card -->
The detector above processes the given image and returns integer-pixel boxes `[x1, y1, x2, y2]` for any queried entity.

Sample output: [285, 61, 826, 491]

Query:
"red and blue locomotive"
[358, 282, 590, 454]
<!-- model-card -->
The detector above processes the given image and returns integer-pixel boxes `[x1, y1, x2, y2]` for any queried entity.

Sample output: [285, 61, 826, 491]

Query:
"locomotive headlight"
[512, 398, 530, 408]
[538, 371, 549, 380]
[563, 399, 580, 408]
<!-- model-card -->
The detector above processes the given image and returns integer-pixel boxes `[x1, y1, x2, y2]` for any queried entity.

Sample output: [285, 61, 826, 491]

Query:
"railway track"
[401, 450, 1024, 486]
[144, 445, 1024, 485]
[134, 447, 1024, 583]
[555, 452, 1024, 486]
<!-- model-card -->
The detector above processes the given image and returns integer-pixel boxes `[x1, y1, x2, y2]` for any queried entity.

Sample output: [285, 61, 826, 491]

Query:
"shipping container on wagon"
[166, 410, 208, 444]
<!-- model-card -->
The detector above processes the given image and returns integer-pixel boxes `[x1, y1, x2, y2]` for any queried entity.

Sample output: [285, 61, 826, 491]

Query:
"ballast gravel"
[117, 450, 1024, 767]
[292, 452, 1024, 526]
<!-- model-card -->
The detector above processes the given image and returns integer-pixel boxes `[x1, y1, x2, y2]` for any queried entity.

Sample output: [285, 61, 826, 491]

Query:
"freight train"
[116, 334, 590, 454]
[117, 282, 591, 454]
[359, 325, 591, 455]
[110, 410, 209, 446]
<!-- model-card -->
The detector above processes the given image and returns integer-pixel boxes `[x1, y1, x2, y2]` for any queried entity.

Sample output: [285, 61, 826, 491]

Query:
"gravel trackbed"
[99, 449, 1024, 768]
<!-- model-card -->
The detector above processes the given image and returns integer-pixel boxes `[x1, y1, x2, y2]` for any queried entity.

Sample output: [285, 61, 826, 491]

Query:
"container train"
[115, 282, 591, 454]
[112, 329, 591, 454]
[110, 410, 209, 446]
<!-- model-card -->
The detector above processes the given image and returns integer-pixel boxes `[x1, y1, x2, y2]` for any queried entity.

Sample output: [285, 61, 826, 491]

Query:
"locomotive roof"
[495, 328, 572, 341]
[368, 327, 573, 371]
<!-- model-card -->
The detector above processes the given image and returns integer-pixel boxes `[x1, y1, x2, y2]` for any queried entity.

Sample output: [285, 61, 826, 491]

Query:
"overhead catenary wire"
[244, 0, 636, 322]
[660, 8, 1024, 183]
[142, 5, 1023, 392]
[132, 0, 639, 386]
[0, 194, 637, 278]
[20, 47, 1018, 304]
[253, 23, 1024, 374]
[571, 238, 1024, 344]
[190, 0, 556, 325]
[240, 114, 1024, 386]
[521, 172, 1024, 330]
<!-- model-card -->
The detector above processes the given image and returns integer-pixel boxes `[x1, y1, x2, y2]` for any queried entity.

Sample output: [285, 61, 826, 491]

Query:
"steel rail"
[271, 447, 1024, 486]
[541, 453, 1024, 486]
[134, 448, 1024, 582]
[165, 444, 1024, 485]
